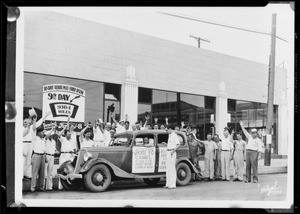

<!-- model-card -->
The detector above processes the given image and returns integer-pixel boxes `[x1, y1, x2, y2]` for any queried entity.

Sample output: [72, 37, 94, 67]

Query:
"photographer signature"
[258, 181, 282, 196]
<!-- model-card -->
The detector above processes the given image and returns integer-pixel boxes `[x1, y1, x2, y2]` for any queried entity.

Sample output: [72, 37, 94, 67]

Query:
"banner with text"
[158, 147, 167, 172]
[42, 84, 85, 131]
[132, 147, 155, 173]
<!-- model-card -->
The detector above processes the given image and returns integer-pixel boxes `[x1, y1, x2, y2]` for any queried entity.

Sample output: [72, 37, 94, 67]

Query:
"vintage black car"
[57, 130, 199, 192]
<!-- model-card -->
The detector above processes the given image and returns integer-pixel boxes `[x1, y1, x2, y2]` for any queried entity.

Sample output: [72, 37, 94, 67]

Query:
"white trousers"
[45, 155, 54, 190]
[166, 151, 176, 188]
[233, 151, 244, 180]
[58, 153, 73, 189]
[23, 143, 32, 178]
[221, 151, 231, 180]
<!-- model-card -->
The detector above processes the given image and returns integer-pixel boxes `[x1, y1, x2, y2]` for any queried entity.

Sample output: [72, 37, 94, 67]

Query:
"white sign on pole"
[158, 147, 167, 172]
[132, 147, 156, 173]
[266, 134, 272, 145]
[42, 84, 85, 131]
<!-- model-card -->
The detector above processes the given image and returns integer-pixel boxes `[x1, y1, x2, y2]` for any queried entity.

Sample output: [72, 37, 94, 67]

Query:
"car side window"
[157, 134, 168, 147]
[134, 134, 155, 147]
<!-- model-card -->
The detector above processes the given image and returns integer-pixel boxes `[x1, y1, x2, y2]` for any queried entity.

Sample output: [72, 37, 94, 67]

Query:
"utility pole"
[190, 34, 210, 48]
[265, 13, 277, 166]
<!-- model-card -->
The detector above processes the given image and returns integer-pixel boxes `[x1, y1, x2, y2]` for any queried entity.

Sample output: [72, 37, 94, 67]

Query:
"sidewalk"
[199, 158, 288, 175]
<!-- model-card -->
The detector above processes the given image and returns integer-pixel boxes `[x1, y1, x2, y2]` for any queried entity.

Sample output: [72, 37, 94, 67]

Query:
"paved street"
[23, 173, 287, 201]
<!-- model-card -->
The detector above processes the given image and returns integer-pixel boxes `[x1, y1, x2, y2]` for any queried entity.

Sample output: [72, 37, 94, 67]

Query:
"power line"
[158, 12, 288, 43]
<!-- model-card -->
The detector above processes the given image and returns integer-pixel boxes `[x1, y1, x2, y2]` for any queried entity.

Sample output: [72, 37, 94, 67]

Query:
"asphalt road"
[23, 173, 287, 201]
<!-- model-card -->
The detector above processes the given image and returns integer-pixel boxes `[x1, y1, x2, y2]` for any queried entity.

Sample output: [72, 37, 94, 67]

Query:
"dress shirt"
[244, 132, 263, 152]
[32, 135, 46, 153]
[45, 139, 56, 155]
[81, 138, 94, 148]
[23, 119, 44, 142]
[93, 126, 105, 142]
[220, 136, 233, 151]
[115, 124, 126, 134]
[103, 130, 111, 146]
[70, 132, 78, 150]
[60, 136, 75, 152]
[167, 132, 180, 150]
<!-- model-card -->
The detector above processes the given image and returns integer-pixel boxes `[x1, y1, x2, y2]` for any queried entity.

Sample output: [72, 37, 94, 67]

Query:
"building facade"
[23, 11, 288, 155]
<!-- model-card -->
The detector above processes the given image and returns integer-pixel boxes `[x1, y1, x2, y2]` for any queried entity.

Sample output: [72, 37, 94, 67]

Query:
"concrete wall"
[24, 11, 287, 104]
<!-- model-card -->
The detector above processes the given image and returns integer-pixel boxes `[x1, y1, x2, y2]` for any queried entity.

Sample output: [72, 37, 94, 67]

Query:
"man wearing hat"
[111, 113, 126, 134]
[44, 126, 58, 190]
[239, 121, 263, 183]
[23, 110, 50, 179]
[103, 123, 112, 146]
[30, 118, 53, 192]
[93, 118, 105, 147]
[57, 124, 77, 190]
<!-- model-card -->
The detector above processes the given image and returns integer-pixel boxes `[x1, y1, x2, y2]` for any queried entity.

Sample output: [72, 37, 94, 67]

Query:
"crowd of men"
[23, 108, 263, 192]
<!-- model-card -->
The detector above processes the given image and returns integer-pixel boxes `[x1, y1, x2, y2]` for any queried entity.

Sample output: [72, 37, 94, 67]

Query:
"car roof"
[114, 130, 186, 138]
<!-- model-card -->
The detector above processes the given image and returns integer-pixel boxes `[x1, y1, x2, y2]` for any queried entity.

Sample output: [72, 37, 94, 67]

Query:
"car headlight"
[83, 151, 93, 162]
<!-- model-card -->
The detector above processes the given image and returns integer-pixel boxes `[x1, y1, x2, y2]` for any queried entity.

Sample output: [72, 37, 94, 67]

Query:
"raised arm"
[165, 117, 169, 126]
[212, 121, 218, 135]
[45, 126, 56, 140]
[36, 111, 51, 128]
[79, 124, 89, 142]
[143, 115, 150, 128]
[57, 124, 67, 138]
[111, 113, 118, 125]
[239, 121, 251, 139]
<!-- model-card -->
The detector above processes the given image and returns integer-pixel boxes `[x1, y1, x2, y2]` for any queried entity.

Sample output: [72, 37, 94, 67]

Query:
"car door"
[131, 133, 156, 175]
[156, 133, 169, 174]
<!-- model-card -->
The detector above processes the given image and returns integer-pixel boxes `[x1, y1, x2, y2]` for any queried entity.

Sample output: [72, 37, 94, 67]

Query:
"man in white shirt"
[45, 127, 57, 191]
[57, 126, 77, 190]
[219, 129, 234, 181]
[103, 123, 112, 146]
[240, 121, 263, 183]
[69, 124, 78, 153]
[93, 119, 105, 147]
[23, 111, 50, 179]
[164, 126, 180, 189]
[30, 120, 53, 192]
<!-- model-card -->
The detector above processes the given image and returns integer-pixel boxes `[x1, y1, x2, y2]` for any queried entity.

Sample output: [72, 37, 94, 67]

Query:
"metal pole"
[264, 13, 276, 166]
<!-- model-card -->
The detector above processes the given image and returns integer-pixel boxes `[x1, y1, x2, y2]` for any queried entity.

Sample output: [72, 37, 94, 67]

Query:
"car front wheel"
[84, 164, 112, 192]
[143, 178, 161, 186]
[176, 162, 192, 186]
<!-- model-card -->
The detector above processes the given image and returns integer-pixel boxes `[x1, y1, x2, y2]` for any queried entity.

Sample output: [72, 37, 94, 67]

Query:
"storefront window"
[228, 99, 278, 153]
[152, 90, 177, 126]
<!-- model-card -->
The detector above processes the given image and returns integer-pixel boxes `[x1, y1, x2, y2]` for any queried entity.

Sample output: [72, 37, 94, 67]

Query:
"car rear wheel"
[61, 178, 84, 191]
[84, 164, 111, 192]
[176, 162, 192, 186]
[143, 178, 161, 186]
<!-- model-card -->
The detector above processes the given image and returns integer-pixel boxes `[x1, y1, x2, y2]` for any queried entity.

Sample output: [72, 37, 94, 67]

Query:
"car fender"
[80, 158, 136, 178]
[176, 156, 200, 174]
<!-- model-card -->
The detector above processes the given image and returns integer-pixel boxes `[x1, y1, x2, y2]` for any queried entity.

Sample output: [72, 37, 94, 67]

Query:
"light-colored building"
[23, 11, 288, 156]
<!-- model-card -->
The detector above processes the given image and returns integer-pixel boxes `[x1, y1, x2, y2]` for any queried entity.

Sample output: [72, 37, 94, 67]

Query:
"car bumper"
[57, 173, 82, 180]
